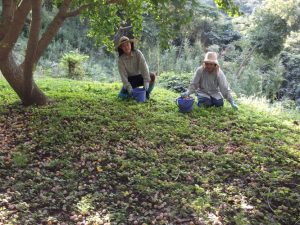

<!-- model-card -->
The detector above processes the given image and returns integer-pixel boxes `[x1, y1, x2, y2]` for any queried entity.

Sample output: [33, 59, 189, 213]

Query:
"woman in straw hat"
[182, 51, 238, 110]
[117, 36, 156, 100]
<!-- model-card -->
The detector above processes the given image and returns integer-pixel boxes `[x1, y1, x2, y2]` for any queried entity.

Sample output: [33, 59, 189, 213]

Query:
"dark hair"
[118, 42, 135, 57]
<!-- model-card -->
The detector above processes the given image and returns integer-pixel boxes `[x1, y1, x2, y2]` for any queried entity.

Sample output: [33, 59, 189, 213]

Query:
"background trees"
[0, 0, 200, 106]
[0, 0, 239, 106]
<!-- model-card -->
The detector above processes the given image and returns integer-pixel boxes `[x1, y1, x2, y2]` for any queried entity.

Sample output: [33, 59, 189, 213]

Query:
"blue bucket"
[132, 87, 146, 103]
[176, 96, 194, 113]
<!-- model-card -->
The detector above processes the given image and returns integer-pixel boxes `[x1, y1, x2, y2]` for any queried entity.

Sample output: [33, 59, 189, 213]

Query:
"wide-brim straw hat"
[117, 36, 135, 48]
[203, 52, 219, 66]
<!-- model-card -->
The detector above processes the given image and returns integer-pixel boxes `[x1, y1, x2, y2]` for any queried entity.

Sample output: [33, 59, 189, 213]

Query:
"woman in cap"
[182, 52, 238, 110]
[117, 36, 155, 100]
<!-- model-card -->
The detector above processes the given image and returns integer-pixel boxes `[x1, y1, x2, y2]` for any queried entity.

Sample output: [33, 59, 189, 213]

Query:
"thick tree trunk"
[0, 54, 49, 106]
[22, 0, 42, 104]
[0, 0, 87, 106]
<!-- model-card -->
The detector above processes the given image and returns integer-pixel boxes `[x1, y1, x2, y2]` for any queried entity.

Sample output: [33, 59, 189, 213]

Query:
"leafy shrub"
[158, 71, 192, 92]
[59, 50, 89, 79]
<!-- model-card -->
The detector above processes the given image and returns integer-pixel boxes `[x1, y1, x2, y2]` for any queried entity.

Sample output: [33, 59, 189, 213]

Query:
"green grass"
[0, 77, 299, 224]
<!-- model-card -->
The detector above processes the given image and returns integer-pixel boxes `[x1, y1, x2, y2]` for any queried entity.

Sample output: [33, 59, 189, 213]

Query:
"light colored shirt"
[187, 66, 234, 103]
[118, 49, 150, 89]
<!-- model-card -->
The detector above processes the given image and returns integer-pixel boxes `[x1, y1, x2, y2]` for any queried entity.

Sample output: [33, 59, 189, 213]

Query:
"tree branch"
[64, 3, 93, 18]
[236, 45, 257, 79]
[23, 0, 42, 98]
[34, 0, 73, 63]
[57, 0, 120, 18]
[0, 0, 31, 59]
[0, 0, 17, 40]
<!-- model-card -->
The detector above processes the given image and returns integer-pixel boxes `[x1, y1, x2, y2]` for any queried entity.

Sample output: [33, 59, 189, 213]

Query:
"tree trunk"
[236, 45, 257, 79]
[0, 0, 88, 106]
[22, 0, 42, 105]
[0, 54, 49, 106]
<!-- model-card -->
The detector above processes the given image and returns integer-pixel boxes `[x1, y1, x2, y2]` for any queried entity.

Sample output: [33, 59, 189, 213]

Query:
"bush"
[59, 50, 89, 79]
[158, 71, 192, 92]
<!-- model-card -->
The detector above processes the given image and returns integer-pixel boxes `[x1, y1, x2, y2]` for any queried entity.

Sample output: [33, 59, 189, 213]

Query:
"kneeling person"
[117, 36, 155, 100]
[182, 52, 238, 110]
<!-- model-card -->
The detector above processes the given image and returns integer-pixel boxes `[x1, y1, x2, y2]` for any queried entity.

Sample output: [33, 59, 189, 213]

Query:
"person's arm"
[182, 67, 202, 96]
[218, 70, 238, 109]
[118, 59, 132, 93]
[136, 50, 150, 89]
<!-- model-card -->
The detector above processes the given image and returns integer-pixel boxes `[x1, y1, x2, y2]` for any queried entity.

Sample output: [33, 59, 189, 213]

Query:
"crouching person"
[182, 52, 238, 110]
[117, 36, 155, 100]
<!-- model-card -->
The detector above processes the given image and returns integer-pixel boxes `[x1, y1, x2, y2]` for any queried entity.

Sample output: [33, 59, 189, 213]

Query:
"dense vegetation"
[12, 0, 297, 110]
[0, 78, 299, 224]
[1, 0, 299, 224]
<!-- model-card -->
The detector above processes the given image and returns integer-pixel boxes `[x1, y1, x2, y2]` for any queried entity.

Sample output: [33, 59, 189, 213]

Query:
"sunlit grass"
[0, 77, 299, 224]
[239, 95, 300, 120]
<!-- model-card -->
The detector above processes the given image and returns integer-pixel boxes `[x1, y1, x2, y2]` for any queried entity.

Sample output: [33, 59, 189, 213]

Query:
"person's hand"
[230, 101, 238, 110]
[144, 82, 149, 91]
[127, 85, 133, 95]
[181, 91, 190, 98]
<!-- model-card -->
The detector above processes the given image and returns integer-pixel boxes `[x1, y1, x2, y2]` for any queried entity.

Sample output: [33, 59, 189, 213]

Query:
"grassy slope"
[0, 77, 299, 225]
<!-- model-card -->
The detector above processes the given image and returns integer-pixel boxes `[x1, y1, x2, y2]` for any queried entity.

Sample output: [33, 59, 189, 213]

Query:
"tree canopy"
[0, 0, 238, 106]
[249, 0, 300, 58]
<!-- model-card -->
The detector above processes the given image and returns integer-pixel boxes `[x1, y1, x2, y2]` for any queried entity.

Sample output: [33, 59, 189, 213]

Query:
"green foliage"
[280, 98, 298, 110]
[77, 195, 94, 215]
[59, 50, 89, 79]
[158, 71, 192, 92]
[214, 0, 242, 16]
[41, 15, 95, 60]
[222, 47, 286, 99]
[236, 63, 263, 96]
[149, 0, 195, 49]
[247, 0, 299, 59]
[0, 78, 299, 224]
[279, 32, 300, 109]
[143, 38, 203, 76]
[78, 0, 240, 50]
[84, 57, 119, 82]
[84, 2, 121, 51]
[56, 17, 95, 52]
[233, 0, 263, 14]
[250, 11, 287, 58]
[284, 31, 300, 54]
[8, 1, 300, 108]
[12, 151, 29, 168]
[79, 0, 191, 52]
[263, 0, 300, 29]
[261, 56, 284, 102]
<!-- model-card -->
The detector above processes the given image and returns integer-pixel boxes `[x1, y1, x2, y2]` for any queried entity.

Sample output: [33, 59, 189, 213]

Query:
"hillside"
[0, 78, 299, 224]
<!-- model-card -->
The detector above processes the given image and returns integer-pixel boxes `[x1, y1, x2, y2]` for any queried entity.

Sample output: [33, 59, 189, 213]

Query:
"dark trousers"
[197, 96, 224, 107]
[119, 73, 156, 99]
